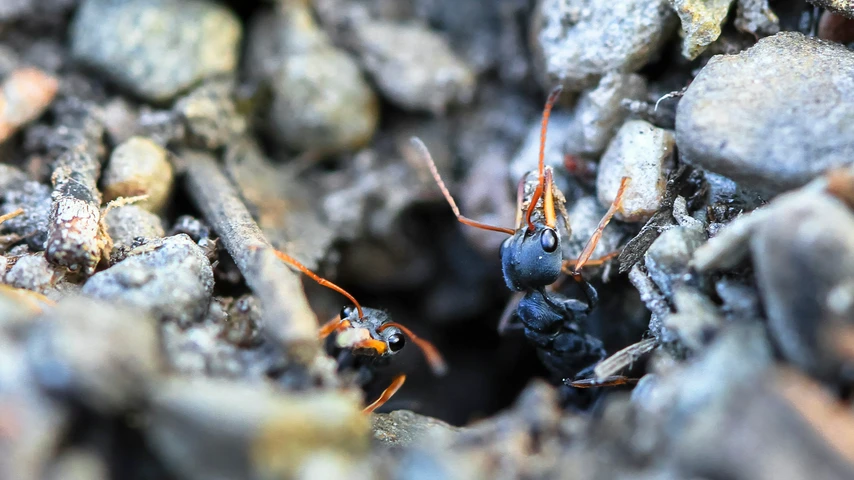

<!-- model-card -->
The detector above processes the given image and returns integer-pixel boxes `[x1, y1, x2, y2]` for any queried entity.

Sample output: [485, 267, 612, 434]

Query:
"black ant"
[411, 86, 632, 388]
[267, 248, 446, 413]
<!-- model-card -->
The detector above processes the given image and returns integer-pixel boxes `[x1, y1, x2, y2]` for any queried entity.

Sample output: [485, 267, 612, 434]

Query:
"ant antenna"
[268, 248, 364, 319]
[524, 85, 563, 233]
[410, 137, 515, 235]
[379, 322, 448, 376]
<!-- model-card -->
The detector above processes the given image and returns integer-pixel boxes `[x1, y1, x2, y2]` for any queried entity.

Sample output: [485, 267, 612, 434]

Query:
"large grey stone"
[676, 32, 854, 194]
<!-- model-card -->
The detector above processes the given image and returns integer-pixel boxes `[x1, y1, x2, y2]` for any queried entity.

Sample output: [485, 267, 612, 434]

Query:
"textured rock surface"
[82, 235, 214, 326]
[676, 33, 854, 193]
[531, 0, 676, 91]
[245, 4, 378, 153]
[70, 0, 241, 102]
[102, 137, 174, 213]
[565, 72, 647, 158]
[597, 120, 675, 222]
[669, 0, 732, 59]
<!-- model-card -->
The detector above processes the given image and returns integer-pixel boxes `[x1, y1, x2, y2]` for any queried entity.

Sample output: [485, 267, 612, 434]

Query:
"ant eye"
[540, 228, 558, 253]
[499, 238, 510, 259]
[340, 306, 354, 319]
[388, 333, 405, 352]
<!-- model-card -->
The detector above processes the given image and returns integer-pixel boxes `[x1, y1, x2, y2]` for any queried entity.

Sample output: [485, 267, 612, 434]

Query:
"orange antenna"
[410, 137, 515, 236]
[525, 86, 563, 232]
[269, 248, 364, 319]
[379, 322, 447, 376]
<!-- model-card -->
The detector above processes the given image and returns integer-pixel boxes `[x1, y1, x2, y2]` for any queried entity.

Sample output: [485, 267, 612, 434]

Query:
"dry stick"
[183, 151, 320, 364]
[44, 102, 106, 276]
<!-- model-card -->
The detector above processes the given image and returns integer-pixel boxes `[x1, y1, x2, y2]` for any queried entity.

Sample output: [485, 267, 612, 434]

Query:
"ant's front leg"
[546, 280, 599, 315]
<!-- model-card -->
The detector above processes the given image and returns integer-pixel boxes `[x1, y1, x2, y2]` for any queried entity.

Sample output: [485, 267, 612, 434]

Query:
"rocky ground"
[2, 0, 854, 479]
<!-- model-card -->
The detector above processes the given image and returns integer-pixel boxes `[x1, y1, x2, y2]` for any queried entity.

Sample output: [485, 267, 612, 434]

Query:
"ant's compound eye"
[388, 333, 406, 352]
[499, 238, 510, 259]
[340, 306, 355, 320]
[540, 228, 558, 253]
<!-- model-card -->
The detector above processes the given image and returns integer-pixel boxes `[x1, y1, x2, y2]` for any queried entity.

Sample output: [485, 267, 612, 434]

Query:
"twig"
[44, 100, 108, 275]
[183, 150, 320, 363]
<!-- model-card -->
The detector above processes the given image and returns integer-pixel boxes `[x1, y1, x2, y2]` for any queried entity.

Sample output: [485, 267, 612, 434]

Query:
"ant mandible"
[266, 247, 446, 413]
[411, 86, 632, 387]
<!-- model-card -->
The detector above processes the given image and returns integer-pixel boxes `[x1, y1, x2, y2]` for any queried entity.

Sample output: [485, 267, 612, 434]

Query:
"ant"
[266, 247, 446, 413]
[411, 85, 632, 388]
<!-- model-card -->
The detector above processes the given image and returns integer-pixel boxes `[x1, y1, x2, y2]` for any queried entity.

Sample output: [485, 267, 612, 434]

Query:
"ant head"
[500, 222, 562, 292]
[335, 306, 405, 356]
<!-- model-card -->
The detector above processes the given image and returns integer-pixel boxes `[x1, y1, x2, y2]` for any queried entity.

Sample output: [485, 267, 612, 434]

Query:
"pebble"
[597, 120, 675, 222]
[644, 225, 706, 300]
[531, 0, 676, 92]
[734, 0, 780, 36]
[26, 296, 160, 413]
[809, 0, 854, 19]
[4, 253, 77, 300]
[145, 378, 368, 480]
[102, 137, 174, 213]
[676, 32, 854, 193]
[751, 192, 854, 380]
[0, 68, 59, 144]
[104, 204, 165, 253]
[509, 111, 573, 184]
[174, 80, 247, 150]
[565, 72, 648, 158]
[245, 3, 378, 153]
[1, 180, 51, 251]
[668, 0, 733, 59]
[81, 234, 214, 327]
[349, 20, 476, 114]
[70, 0, 242, 102]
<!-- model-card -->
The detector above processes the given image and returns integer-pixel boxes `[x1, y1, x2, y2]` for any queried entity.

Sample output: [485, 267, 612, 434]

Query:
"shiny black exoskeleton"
[499, 198, 606, 384]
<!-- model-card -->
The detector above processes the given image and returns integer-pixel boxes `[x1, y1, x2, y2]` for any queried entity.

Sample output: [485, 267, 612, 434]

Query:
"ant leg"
[561, 250, 619, 274]
[363, 374, 406, 413]
[498, 291, 525, 333]
[410, 137, 514, 235]
[566, 375, 636, 388]
[572, 177, 631, 277]
[550, 280, 599, 314]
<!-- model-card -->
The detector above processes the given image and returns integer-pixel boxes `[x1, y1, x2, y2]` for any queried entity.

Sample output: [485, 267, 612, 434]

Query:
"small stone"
[146, 378, 368, 480]
[809, 0, 854, 19]
[2, 180, 51, 251]
[81, 234, 214, 326]
[174, 80, 247, 150]
[663, 286, 722, 352]
[531, 0, 676, 92]
[0, 68, 59, 144]
[644, 226, 707, 300]
[372, 410, 459, 447]
[26, 296, 161, 413]
[751, 193, 854, 380]
[676, 32, 854, 193]
[245, 4, 378, 153]
[104, 205, 165, 252]
[4, 253, 76, 300]
[597, 120, 675, 222]
[102, 137, 174, 213]
[70, 0, 242, 102]
[735, 0, 780, 36]
[565, 72, 648, 158]
[818, 11, 854, 44]
[668, 0, 732, 60]
[350, 21, 476, 113]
